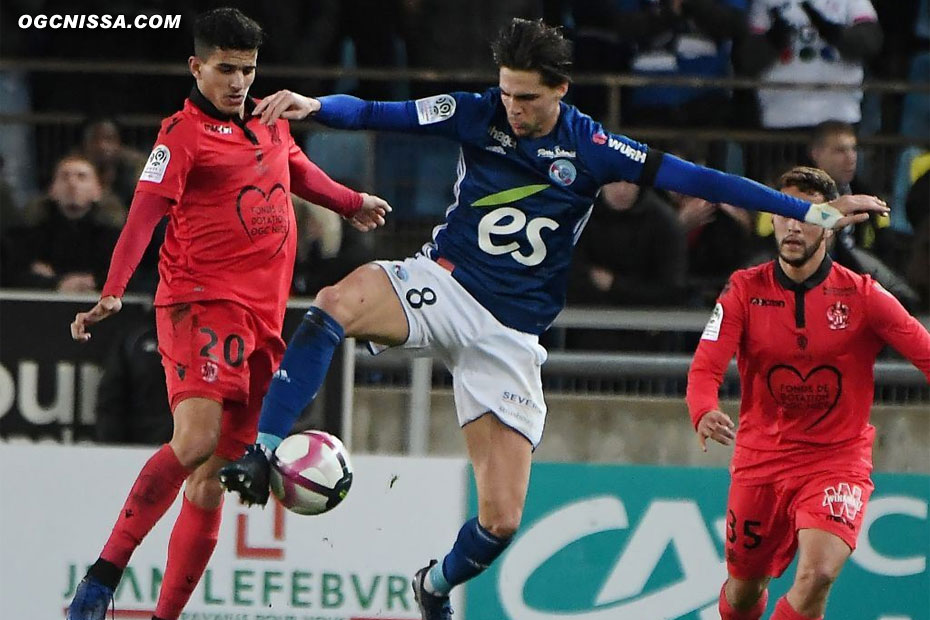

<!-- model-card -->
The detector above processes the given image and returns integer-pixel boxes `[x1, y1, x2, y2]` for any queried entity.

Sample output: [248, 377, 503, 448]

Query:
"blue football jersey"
[325, 89, 652, 334]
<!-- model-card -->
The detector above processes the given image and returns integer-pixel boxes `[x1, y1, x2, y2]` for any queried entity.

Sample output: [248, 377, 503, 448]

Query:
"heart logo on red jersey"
[766, 364, 842, 430]
[236, 183, 290, 257]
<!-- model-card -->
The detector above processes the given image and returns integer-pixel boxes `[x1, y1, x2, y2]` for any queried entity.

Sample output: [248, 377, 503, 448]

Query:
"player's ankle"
[256, 432, 283, 453]
[87, 557, 123, 590]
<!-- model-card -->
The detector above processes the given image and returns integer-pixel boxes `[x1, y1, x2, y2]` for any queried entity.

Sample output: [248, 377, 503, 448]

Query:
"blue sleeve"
[582, 123, 652, 185]
[654, 154, 811, 219]
[315, 92, 487, 141]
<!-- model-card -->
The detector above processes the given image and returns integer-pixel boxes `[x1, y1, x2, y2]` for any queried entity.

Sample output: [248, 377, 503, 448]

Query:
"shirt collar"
[774, 254, 833, 292]
[189, 85, 256, 122]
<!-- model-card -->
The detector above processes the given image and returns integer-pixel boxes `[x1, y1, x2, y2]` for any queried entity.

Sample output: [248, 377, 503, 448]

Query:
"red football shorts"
[156, 301, 285, 460]
[724, 470, 874, 579]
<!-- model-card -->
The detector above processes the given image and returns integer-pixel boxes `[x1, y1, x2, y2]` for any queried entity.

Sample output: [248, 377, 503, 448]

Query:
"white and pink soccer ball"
[269, 430, 354, 515]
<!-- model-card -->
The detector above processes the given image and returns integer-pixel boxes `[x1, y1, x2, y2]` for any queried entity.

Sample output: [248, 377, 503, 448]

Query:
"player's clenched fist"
[696, 409, 736, 451]
[70, 295, 122, 342]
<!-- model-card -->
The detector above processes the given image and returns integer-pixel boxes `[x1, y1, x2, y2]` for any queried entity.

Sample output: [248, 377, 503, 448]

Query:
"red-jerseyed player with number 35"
[686, 166, 929, 620]
[66, 8, 391, 620]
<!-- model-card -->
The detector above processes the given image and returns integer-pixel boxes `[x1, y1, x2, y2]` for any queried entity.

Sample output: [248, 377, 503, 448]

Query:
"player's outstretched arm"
[650, 154, 889, 229]
[254, 90, 320, 124]
[70, 296, 122, 342]
[347, 193, 392, 232]
[695, 410, 736, 452]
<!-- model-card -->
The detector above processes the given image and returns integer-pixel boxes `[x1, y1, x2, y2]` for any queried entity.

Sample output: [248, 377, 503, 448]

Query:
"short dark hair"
[193, 8, 264, 58]
[810, 120, 856, 148]
[776, 166, 839, 201]
[491, 18, 572, 87]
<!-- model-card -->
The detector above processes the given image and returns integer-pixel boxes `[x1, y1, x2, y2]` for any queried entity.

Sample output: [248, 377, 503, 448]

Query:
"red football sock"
[154, 495, 222, 619]
[100, 444, 191, 568]
[771, 596, 822, 620]
[719, 581, 768, 620]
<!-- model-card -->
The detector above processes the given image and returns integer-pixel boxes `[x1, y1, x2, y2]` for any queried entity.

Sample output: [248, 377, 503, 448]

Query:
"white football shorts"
[373, 255, 548, 447]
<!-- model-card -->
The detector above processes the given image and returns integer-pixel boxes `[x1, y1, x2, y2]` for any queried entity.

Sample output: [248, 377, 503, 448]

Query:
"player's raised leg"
[219, 263, 408, 505]
[771, 529, 851, 620]
[67, 397, 221, 620]
[413, 414, 530, 620]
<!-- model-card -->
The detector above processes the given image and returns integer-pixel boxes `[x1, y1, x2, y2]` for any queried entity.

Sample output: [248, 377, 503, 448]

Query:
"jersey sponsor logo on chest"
[489, 125, 516, 149]
[750, 297, 785, 307]
[536, 146, 576, 159]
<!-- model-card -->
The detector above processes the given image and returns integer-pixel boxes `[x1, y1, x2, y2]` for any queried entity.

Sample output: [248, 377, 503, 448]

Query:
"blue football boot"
[67, 575, 114, 620]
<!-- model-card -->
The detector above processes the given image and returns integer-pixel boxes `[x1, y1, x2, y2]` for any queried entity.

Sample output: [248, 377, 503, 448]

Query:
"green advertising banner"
[467, 464, 929, 620]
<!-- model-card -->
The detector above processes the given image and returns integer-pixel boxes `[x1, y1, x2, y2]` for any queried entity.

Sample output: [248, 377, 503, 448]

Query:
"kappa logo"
[826, 301, 850, 330]
[823, 483, 863, 522]
[591, 130, 608, 145]
[273, 368, 291, 383]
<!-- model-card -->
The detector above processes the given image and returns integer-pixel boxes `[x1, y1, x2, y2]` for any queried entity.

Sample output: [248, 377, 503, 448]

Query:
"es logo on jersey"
[415, 94, 456, 125]
[140, 145, 170, 183]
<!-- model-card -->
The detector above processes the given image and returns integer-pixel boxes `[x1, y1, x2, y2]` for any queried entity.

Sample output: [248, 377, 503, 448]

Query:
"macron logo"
[607, 137, 647, 163]
[273, 369, 291, 383]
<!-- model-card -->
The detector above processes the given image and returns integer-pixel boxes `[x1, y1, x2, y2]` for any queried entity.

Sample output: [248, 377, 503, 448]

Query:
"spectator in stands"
[0, 154, 121, 292]
[904, 166, 929, 312]
[78, 118, 147, 211]
[568, 181, 687, 307]
[566, 180, 688, 350]
[95, 307, 173, 445]
[807, 120, 895, 263]
[739, 0, 882, 181]
[0, 155, 22, 238]
[669, 142, 754, 302]
[596, 0, 746, 147]
[291, 196, 374, 296]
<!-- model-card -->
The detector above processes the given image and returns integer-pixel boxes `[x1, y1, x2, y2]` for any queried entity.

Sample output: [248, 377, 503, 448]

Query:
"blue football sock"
[256, 432, 283, 453]
[257, 307, 344, 441]
[427, 517, 512, 596]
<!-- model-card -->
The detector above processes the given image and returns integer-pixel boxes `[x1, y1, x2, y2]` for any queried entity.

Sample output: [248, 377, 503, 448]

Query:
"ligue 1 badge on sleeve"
[826, 301, 849, 330]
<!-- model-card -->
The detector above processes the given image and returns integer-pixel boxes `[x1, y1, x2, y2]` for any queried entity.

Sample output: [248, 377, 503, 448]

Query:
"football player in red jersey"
[66, 9, 390, 620]
[687, 166, 930, 620]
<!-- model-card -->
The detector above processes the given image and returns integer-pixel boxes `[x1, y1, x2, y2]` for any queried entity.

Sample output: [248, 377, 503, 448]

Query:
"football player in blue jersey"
[220, 18, 887, 620]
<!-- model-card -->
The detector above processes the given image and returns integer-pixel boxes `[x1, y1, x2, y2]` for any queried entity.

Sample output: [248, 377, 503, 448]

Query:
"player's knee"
[793, 563, 839, 597]
[313, 285, 356, 326]
[169, 432, 218, 468]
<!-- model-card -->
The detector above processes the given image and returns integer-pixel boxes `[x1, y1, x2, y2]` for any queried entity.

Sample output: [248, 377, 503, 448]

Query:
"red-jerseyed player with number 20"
[687, 167, 929, 620]
[66, 8, 391, 620]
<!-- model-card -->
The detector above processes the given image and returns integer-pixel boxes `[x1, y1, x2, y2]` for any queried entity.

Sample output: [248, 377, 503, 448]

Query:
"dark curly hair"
[491, 18, 572, 87]
[194, 8, 264, 57]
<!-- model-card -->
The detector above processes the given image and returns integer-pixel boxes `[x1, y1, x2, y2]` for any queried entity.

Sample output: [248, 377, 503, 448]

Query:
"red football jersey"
[687, 257, 930, 482]
[133, 89, 358, 329]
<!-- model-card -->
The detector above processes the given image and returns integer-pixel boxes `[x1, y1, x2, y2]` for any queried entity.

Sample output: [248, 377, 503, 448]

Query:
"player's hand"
[253, 90, 320, 125]
[348, 193, 392, 232]
[827, 195, 889, 229]
[71, 295, 122, 342]
[696, 409, 736, 451]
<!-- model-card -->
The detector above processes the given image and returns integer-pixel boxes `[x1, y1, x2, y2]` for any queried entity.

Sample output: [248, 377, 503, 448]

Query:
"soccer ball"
[269, 430, 353, 515]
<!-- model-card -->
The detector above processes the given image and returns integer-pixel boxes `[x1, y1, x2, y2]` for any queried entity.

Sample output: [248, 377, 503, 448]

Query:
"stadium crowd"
[1, 0, 927, 313]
